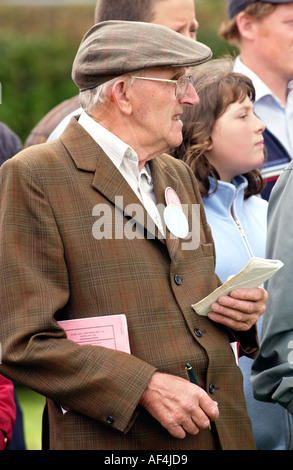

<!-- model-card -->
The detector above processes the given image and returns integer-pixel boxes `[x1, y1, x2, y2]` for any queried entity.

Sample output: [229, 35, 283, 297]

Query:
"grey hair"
[79, 74, 141, 113]
[79, 80, 114, 113]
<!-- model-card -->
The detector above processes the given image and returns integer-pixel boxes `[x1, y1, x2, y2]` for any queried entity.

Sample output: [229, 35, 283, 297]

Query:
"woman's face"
[205, 96, 265, 183]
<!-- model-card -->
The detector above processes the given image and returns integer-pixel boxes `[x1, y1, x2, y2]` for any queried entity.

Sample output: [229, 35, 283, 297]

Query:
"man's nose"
[180, 84, 200, 106]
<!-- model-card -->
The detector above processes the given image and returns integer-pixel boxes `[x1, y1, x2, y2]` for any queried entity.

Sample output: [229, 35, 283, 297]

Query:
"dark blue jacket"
[261, 128, 291, 200]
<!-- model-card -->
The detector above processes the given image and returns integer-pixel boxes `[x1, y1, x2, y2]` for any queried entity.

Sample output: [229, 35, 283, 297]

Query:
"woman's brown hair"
[172, 57, 265, 199]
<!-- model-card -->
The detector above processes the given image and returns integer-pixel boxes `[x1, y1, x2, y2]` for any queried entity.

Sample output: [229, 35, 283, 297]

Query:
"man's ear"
[236, 12, 255, 40]
[111, 79, 132, 115]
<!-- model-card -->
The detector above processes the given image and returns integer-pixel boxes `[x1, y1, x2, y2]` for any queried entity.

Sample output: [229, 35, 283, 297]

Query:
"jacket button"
[194, 328, 202, 338]
[174, 275, 182, 285]
[106, 416, 114, 425]
[209, 383, 216, 394]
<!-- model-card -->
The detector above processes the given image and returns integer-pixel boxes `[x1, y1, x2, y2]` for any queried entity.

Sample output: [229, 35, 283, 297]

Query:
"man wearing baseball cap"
[220, 1, 293, 200]
[0, 21, 267, 450]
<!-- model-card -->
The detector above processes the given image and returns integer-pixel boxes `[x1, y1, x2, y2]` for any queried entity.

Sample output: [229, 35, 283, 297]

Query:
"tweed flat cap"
[228, 0, 293, 18]
[72, 20, 212, 91]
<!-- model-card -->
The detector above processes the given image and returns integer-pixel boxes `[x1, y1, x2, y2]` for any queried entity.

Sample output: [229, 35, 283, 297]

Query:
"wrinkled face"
[205, 96, 265, 182]
[152, 0, 198, 39]
[251, 3, 293, 81]
[128, 68, 199, 160]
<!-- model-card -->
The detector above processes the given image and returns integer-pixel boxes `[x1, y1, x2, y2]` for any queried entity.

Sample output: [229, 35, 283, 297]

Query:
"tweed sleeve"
[0, 154, 156, 433]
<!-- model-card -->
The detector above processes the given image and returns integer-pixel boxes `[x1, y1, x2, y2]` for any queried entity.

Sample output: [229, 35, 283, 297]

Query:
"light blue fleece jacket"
[202, 175, 293, 450]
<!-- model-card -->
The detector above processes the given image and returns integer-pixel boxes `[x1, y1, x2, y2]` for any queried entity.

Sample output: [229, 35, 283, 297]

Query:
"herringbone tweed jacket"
[0, 118, 257, 450]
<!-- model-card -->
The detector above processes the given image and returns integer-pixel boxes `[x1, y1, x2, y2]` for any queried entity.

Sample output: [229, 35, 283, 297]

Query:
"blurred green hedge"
[0, 33, 79, 143]
[0, 4, 94, 143]
[0, 1, 235, 144]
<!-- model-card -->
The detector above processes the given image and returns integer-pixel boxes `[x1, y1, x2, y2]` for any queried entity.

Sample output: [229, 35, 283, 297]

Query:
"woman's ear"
[205, 138, 213, 151]
[111, 79, 132, 115]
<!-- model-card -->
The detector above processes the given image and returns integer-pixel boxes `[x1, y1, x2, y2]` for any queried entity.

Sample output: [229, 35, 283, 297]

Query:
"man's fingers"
[198, 391, 219, 422]
[208, 286, 268, 330]
[168, 419, 200, 439]
[162, 404, 210, 439]
[140, 372, 220, 439]
[230, 286, 268, 302]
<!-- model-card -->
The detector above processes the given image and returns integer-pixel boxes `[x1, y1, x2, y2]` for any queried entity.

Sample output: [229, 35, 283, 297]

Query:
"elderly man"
[0, 21, 267, 450]
[219, 0, 293, 200]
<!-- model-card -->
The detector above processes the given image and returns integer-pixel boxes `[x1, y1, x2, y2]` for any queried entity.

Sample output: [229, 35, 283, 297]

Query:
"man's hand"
[208, 286, 268, 331]
[140, 372, 219, 439]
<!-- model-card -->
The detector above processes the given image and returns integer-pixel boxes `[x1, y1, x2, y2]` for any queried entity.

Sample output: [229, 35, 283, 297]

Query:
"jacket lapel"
[61, 118, 186, 258]
[60, 118, 164, 243]
[149, 157, 181, 258]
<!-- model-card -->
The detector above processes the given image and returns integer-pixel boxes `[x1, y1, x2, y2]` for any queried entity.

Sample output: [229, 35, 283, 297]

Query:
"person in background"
[0, 122, 22, 165]
[251, 148, 293, 436]
[171, 57, 293, 449]
[0, 375, 16, 450]
[0, 21, 267, 450]
[219, 0, 293, 200]
[24, 0, 199, 147]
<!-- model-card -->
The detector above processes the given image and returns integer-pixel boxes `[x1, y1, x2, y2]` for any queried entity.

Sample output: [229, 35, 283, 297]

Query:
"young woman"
[174, 58, 267, 281]
[172, 58, 291, 450]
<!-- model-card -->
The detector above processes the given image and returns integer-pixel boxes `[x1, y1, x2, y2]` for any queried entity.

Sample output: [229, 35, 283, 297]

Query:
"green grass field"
[15, 386, 45, 450]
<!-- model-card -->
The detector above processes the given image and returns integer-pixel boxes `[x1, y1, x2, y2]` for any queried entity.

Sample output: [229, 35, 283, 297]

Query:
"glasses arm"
[129, 76, 177, 84]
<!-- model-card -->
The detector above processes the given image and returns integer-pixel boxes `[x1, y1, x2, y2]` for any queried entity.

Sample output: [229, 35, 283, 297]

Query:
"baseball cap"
[228, 0, 293, 19]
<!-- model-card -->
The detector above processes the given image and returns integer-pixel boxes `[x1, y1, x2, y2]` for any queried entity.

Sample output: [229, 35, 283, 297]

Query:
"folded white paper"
[192, 257, 284, 317]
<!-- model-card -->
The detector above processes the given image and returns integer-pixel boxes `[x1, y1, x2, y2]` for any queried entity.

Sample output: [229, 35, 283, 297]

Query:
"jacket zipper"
[231, 203, 254, 258]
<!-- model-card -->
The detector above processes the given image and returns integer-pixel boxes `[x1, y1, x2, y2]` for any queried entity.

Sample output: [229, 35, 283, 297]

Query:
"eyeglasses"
[129, 74, 195, 100]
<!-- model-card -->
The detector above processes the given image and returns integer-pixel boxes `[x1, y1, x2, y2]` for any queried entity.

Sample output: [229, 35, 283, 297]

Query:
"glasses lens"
[176, 75, 194, 99]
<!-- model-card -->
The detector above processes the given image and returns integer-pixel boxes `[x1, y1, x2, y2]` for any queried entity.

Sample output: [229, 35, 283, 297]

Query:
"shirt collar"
[78, 110, 132, 166]
[78, 110, 152, 183]
[233, 56, 274, 103]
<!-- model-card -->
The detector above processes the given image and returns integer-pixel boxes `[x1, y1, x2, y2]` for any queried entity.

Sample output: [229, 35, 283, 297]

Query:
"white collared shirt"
[78, 111, 165, 235]
[233, 56, 293, 157]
